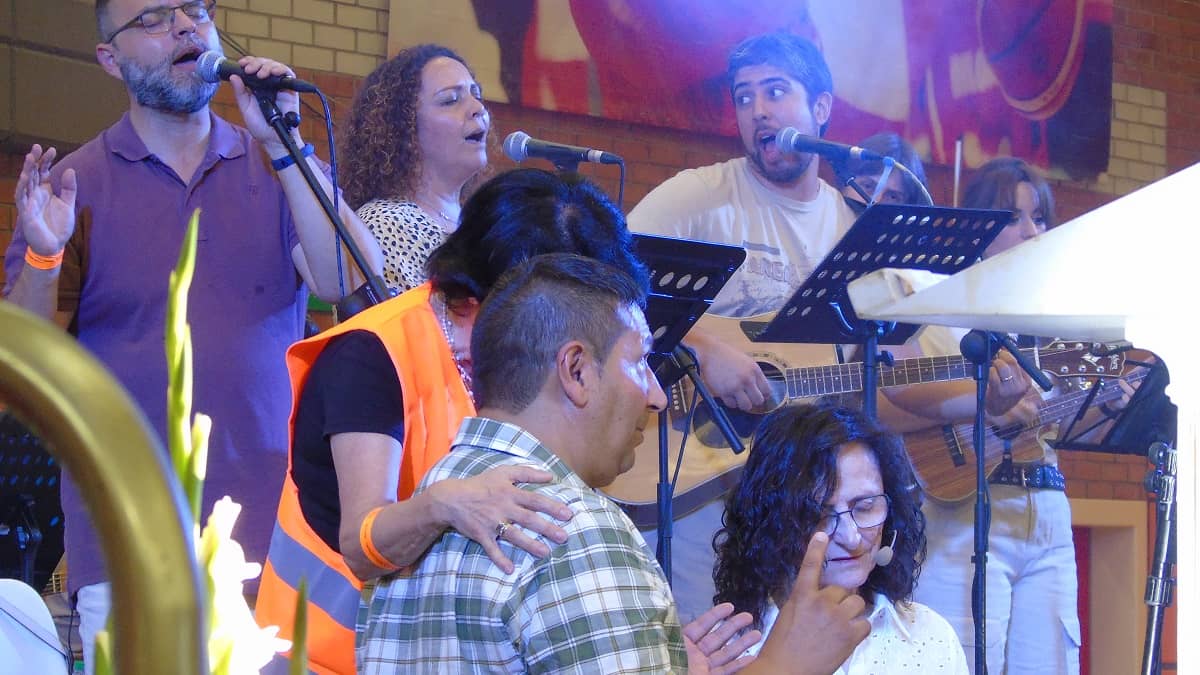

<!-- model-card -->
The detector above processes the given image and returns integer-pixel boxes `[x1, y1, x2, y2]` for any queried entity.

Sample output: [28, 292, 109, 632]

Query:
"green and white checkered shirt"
[357, 416, 686, 673]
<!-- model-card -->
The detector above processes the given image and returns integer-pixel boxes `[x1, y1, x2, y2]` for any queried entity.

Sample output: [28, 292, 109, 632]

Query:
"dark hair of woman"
[425, 168, 649, 306]
[962, 157, 1057, 228]
[713, 403, 926, 629]
[338, 44, 471, 210]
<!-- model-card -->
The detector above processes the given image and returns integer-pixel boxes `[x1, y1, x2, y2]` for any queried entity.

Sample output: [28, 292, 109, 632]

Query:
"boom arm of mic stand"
[671, 345, 745, 454]
[995, 333, 1054, 392]
[252, 90, 390, 310]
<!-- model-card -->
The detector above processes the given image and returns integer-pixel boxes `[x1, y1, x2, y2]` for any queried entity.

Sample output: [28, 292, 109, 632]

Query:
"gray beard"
[120, 57, 217, 114]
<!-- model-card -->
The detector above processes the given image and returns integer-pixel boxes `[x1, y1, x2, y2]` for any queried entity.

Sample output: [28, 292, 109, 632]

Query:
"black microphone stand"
[250, 89, 389, 316]
[648, 346, 745, 583]
[959, 330, 1055, 675]
[958, 330, 997, 675]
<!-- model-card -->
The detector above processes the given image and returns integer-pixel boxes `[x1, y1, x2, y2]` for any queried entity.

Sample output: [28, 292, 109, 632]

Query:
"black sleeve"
[292, 330, 405, 552]
[316, 331, 406, 439]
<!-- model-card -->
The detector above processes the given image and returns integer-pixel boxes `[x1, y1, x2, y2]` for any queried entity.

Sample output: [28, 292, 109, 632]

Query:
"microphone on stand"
[776, 127, 884, 162]
[196, 51, 320, 93]
[503, 131, 623, 166]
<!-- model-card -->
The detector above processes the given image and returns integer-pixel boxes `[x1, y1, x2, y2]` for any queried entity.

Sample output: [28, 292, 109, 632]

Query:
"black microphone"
[503, 131, 622, 166]
[196, 51, 319, 93]
[776, 127, 884, 162]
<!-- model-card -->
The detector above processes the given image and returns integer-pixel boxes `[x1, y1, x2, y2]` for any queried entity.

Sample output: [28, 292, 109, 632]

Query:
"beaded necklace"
[436, 293, 473, 398]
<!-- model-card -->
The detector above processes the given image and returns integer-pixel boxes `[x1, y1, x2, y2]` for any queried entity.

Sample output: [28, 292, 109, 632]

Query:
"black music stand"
[0, 412, 63, 591]
[631, 233, 745, 580]
[748, 203, 1011, 417]
[1055, 355, 1176, 454]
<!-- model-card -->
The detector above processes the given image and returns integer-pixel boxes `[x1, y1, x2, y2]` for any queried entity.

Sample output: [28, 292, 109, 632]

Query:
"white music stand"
[847, 161, 1200, 674]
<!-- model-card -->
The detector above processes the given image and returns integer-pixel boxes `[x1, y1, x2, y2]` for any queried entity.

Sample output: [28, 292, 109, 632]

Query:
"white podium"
[848, 162, 1200, 673]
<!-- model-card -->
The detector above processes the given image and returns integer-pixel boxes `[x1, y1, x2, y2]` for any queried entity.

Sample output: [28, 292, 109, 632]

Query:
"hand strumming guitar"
[684, 326, 772, 412]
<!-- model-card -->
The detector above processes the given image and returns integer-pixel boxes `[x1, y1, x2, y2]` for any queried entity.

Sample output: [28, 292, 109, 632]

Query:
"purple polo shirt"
[4, 112, 304, 595]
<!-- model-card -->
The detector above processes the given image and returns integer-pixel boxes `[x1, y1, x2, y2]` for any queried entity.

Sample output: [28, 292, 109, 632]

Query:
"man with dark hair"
[620, 32, 1033, 624]
[358, 253, 672, 671]
[4, 1, 382, 672]
[621, 31, 859, 621]
[359, 254, 870, 674]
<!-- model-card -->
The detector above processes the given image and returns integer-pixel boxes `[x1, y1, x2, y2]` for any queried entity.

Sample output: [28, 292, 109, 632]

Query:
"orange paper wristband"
[24, 247, 64, 270]
[359, 506, 401, 571]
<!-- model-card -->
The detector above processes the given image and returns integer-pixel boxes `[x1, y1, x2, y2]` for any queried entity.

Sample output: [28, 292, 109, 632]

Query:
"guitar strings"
[938, 370, 1148, 456]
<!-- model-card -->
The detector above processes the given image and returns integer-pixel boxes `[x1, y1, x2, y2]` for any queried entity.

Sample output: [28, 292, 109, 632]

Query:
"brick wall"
[214, 0, 389, 77]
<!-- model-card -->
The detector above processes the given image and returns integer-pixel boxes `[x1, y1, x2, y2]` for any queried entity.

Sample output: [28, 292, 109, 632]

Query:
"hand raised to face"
[743, 532, 870, 675]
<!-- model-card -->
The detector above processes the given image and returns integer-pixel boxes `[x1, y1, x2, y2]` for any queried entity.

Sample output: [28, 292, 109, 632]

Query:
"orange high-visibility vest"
[256, 283, 475, 675]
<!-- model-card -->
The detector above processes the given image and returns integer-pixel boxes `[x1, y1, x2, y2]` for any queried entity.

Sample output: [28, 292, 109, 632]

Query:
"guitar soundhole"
[688, 362, 786, 450]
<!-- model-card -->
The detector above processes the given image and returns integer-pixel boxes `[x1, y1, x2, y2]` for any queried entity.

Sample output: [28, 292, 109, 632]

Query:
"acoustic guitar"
[906, 359, 1140, 503]
[601, 313, 1113, 528]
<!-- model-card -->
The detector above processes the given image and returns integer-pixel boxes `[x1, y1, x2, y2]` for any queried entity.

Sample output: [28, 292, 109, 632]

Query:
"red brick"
[1068, 459, 1102, 481]
[1114, 483, 1147, 500]
[1065, 481, 1087, 500]
[1126, 9, 1156, 31]
[1100, 463, 1131, 482]
[1153, 13, 1184, 37]
[1087, 482, 1115, 499]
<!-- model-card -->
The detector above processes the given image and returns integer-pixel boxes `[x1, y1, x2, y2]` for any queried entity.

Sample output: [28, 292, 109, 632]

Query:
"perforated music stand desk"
[748, 203, 1012, 417]
[631, 233, 744, 579]
[632, 233, 746, 368]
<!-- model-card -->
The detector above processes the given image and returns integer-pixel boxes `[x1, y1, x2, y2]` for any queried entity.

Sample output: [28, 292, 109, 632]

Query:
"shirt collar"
[107, 110, 247, 163]
[867, 593, 912, 641]
[452, 416, 579, 486]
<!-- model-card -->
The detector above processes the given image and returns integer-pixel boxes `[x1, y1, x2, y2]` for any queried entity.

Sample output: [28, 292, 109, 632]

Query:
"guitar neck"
[990, 369, 1148, 439]
[781, 352, 1002, 399]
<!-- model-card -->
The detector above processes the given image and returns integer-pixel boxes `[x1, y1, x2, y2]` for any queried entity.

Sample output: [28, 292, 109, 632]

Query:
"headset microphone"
[873, 531, 899, 567]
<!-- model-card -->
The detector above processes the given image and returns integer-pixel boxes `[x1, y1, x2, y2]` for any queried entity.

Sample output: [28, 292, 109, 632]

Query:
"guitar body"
[600, 314, 837, 529]
[602, 319, 1120, 523]
[903, 395, 1048, 503]
[906, 346, 1137, 503]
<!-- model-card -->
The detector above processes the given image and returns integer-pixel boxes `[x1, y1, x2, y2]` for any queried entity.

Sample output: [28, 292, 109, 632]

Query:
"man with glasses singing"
[3, 2, 382, 671]
[712, 403, 969, 673]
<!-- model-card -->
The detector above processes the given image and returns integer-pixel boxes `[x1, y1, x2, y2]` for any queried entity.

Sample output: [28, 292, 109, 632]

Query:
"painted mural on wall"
[390, 0, 1113, 178]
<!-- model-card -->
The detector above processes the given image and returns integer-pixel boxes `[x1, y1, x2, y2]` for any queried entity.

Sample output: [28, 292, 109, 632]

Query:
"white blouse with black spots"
[357, 199, 449, 292]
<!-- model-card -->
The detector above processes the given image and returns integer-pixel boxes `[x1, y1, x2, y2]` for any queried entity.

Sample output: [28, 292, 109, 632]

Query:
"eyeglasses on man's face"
[105, 0, 216, 44]
[817, 493, 890, 539]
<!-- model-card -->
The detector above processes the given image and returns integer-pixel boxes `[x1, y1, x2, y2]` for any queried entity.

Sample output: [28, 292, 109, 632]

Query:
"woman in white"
[714, 403, 968, 674]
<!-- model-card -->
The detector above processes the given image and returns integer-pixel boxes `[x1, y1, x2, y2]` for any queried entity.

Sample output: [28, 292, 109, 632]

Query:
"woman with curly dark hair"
[339, 44, 490, 291]
[714, 403, 967, 673]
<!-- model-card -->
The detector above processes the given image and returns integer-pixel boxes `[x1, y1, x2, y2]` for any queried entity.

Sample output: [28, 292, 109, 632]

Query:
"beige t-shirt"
[628, 157, 857, 318]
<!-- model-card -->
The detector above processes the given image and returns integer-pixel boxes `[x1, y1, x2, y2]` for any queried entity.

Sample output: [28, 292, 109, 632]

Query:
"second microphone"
[503, 131, 623, 167]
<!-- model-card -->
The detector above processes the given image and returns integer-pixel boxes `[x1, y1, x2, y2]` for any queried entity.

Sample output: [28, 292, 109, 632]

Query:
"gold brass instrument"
[0, 301, 205, 674]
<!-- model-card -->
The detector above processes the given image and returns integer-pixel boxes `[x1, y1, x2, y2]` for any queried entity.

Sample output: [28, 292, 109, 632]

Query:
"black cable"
[617, 160, 626, 211]
[0, 599, 72, 669]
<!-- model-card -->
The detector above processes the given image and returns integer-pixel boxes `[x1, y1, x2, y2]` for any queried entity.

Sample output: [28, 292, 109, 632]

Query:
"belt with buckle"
[988, 461, 1066, 491]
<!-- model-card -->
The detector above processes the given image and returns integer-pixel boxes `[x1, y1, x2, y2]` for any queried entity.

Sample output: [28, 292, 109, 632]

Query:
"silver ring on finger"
[495, 520, 511, 540]
[1001, 374, 1014, 382]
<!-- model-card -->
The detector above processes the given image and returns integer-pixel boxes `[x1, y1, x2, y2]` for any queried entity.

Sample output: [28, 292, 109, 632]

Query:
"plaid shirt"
[358, 417, 686, 673]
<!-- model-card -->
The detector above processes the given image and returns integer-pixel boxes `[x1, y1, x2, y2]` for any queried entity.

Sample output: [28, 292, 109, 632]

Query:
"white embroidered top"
[748, 594, 968, 674]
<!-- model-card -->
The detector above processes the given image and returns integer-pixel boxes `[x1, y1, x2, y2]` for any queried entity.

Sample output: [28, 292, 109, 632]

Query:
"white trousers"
[913, 486, 1081, 675]
[75, 582, 110, 675]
